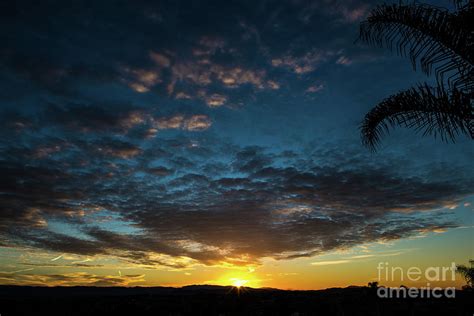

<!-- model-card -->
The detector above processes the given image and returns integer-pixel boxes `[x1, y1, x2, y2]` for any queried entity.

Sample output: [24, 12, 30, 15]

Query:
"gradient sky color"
[0, 0, 473, 289]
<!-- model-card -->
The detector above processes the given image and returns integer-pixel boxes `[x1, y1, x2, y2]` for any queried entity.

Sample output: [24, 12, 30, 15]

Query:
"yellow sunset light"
[231, 278, 248, 287]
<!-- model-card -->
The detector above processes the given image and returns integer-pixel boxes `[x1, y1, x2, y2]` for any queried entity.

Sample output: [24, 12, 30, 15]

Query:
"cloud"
[146, 166, 174, 177]
[19, 262, 104, 268]
[271, 50, 331, 74]
[301, 0, 369, 24]
[336, 56, 352, 66]
[1, 103, 211, 140]
[0, 51, 120, 97]
[97, 142, 142, 159]
[0, 0, 372, 114]
[184, 115, 213, 131]
[149, 52, 171, 68]
[33, 145, 63, 159]
[203, 94, 227, 107]
[120, 37, 272, 106]
[339, 5, 368, 23]
[267, 80, 280, 90]
[117, 35, 273, 110]
[311, 260, 350, 266]
[0, 272, 144, 286]
[215, 67, 266, 89]
[306, 84, 325, 93]
[153, 115, 212, 131]
[165, 61, 268, 105]
[193, 36, 228, 56]
[1, 142, 470, 268]
[43, 103, 148, 133]
[311, 250, 406, 265]
[51, 254, 64, 262]
[122, 67, 161, 93]
[155, 115, 185, 130]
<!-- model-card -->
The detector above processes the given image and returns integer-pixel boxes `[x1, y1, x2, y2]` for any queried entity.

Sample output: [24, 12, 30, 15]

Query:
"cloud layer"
[1, 133, 471, 268]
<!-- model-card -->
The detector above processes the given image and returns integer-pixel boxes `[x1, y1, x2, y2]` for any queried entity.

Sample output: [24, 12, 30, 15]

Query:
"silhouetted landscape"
[1, 285, 473, 316]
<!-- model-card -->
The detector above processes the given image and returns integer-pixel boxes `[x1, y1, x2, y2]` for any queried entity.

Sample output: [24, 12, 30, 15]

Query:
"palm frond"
[361, 84, 473, 150]
[456, 260, 474, 287]
[359, 3, 473, 91]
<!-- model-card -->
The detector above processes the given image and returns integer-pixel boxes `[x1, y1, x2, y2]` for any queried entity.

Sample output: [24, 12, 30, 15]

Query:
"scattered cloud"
[340, 4, 368, 23]
[153, 115, 212, 131]
[267, 80, 280, 90]
[311, 260, 350, 266]
[0, 272, 145, 286]
[204, 93, 227, 107]
[306, 84, 325, 93]
[272, 50, 332, 74]
[149, 52, 171, 68]
[51, 254, 64, 262]
[96, 139, 142, 159]
[123, 67, 161, 93]
[336, 56, 352, 66]
[184, 115, 213, 131]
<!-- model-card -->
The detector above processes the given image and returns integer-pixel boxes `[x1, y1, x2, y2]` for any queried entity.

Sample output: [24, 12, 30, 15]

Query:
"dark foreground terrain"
[0, 285, 472, 316]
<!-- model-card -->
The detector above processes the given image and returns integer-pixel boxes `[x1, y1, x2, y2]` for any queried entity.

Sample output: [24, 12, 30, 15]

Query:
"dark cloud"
[43, 103, 146, 133]
[20, 263, 104, 268]
[0, 271, 144, 286]
[0, 0, 376, 107]
[0, 138, 471, 267]
[0, 52, 120, 97]
[146, 166, 174, 177]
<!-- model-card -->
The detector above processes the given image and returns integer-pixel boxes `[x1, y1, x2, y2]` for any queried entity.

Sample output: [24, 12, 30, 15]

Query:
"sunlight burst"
[231, 278, 248, 288]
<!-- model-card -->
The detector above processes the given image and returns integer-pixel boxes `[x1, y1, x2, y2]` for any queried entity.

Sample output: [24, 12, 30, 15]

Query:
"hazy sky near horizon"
[0, 0, 472, 289]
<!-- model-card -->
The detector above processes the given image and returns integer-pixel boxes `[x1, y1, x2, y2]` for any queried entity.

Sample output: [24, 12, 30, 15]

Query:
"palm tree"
[358, 0, 473, 150]
[456, 259, 474, 289]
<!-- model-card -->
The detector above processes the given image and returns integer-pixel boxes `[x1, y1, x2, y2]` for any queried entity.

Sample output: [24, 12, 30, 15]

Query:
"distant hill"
[0, 285, 472, 315]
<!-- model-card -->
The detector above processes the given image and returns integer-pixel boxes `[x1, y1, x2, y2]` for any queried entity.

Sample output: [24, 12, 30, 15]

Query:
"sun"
[231, 278, 248, 288]
[213, 272, 260, 288]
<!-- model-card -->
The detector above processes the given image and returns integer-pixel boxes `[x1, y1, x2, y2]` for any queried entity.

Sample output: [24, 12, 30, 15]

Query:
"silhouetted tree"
[358, 0, 473, 150]
[456, 259, 474, 289]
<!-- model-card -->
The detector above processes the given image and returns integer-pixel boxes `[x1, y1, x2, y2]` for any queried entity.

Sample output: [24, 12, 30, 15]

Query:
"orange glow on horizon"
[209, 272, 261, 288]
[231, 278, 248, 287]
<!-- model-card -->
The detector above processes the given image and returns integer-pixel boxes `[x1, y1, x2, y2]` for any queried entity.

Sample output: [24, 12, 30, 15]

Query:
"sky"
[0, 0, 473, 289]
